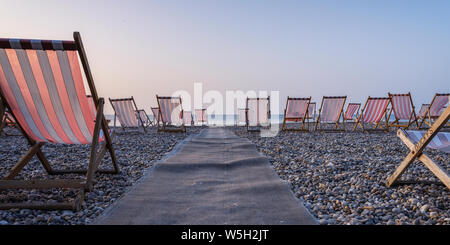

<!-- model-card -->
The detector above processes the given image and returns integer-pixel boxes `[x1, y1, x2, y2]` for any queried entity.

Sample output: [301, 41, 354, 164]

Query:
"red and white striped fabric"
[87, 95, 96, 119]
[137, 110, 149, 126]
[405, 130, 450, 153]
[390, 94, 413, 120]
[318, 96, 346, 123]
[110, 99, 139, 127]
[247, 98, 270, 126]
[429, 94, 449, 117]
[284, 98, 309, 121]
[308, 102, 316, 119]
[151, 107, 159, 122]
[237, 108, 247, 125]
[195, 109, 207, 123]
[344, 103, 360, 120]
[0, 39, 100, 144]
[157, 96, 183, 126]
[183, 111, 192, 125]
[417, 104, 430, 118]
[361, 97, 390, 123]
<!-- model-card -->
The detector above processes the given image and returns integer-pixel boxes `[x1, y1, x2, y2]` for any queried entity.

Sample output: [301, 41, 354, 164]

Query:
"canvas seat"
[343, 103, 360, 125]
[387, 92, 418, 129]
[0, 32, 119, 210]
[314, 96, 347, 131]
[353, 97, 391, 132]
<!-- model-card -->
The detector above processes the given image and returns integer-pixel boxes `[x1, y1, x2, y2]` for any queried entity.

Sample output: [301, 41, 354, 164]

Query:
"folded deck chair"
[0, 32, 119, 210]
[386, 105, 450, 189]
[387, 92, 418, 129]
[343, 103, 361, 124]
[237, 108, 247, 126]
[419, 93, 449, 128]
[156, 95, 185, 132]
[307, 102, 316, 121]
[282, 97, 311, 131]
[314, 96, 347, 131]
[109, 97, 147, 132]
[151, 107, 160, 126]
[195, 109, 207, 126]
[246, 97, 270, 132]
[353, 97, 391, 132]
[183, 111, 194, 126]
[137, 109, 152, 127]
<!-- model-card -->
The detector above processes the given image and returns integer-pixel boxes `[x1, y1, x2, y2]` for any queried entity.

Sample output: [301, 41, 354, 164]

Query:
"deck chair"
[237, 108, 247, 126]
[151, 107, 160, 126]
[314, 96, 347, 131]
[156, 95, 185, 132]
[353, 97, 391, 132]
[109, 97, 147, 132]
[183, 111, 194, 126]
[417, 104, 430, 121]
[282, 97, 311, 131]
[419, 93, 449, 128]
[387, 92, 419, 129]
[307, 102, 316, 121]
[246, 97, 270, 132]
[0, 32, 119, 210]
[137, 109, 152, 127]
[343, 103, 361, 124]
[386, 105, 450, 189]
[195, 109, 207, 126]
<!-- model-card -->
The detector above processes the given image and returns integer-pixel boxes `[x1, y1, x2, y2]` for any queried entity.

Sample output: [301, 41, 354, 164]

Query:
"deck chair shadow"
[314, 96, 347, 131]
[282, 97, 311, 131]
[353, 97, 391, 132]
[386, 105, 450, 189]
[387, 92, 419, 129]
[418, 93, 449, 129]
[156, 95, 185, 132]
[246, 97, 271, 132]
[109, 97, 148, 133]
[0, 32, 119, 210]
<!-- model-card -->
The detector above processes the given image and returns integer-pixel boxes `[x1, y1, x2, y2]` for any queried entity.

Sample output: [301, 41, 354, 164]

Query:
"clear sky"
[1, 0, 449, 115]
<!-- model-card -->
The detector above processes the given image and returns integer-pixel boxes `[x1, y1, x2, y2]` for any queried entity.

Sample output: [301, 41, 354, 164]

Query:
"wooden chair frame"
[0, 32, 119, 210]
[109, 97, 147, 133]
[386, 106, 450, 189]
[281, 97, 311, 131]
[246, 97, 271, 132]
[387, 92, 419, 129]
[353, 97, 391, 132]
[418, 93, 450, 129]
[314, 96, 347, 132]
[156, 95, 186, 133]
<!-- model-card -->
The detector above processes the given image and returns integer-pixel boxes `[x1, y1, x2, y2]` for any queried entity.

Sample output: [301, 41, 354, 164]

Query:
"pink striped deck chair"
[353, 97, 391, 132]
[109, 97, 147, 132]
[156, 95, 185, 132]
[195, 109, 207, 126]
[387, 106, 450, 189]
[314, 96, 347, 131]
[387, 92, 418, 129]
[151, 107, 160, 125]
[237, 108, 247, 126]
[183, 111, 193, 126]
[137, 109, 152, 127]
[419, 93, 450, 128]
[343, 103, 361, 124]
[246, 97, 270, 132]
[0, 32, 119, 210]
[307, 102, 316, 120]
[417, 104, 430, 119]
[282, 97, 311, 131]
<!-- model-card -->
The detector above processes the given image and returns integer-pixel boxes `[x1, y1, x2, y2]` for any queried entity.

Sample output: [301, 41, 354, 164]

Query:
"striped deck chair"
[137, 109, 152, 127]
[387, 92, 418, 129]
[419, 93, 450, 128]
[353, 97, 391, 132]
[386, 106, 450, 189]
[237, 108, 247, 126]
[151, 107, 160, 126]
[417, 104, 430, 120]
[0, 32, 119, 210]
[183, 111, 194, 126]
[282, 97, 311, 131]
[307, 102, 316, 121]
[246, 97, 270, 132]
[314, 96, 347, 131]
[156, 95, 185, 132]
[343, 103, 361, 124]
[195, 109, 207, 126]
[109, 97, 147, 132]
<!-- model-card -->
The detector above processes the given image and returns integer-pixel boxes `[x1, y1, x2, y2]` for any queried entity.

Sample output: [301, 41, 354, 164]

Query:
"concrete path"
[94, 128, 317, 225]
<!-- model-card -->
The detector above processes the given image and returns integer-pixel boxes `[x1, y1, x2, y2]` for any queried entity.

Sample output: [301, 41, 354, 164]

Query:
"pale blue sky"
[1, 0, 449, 114]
